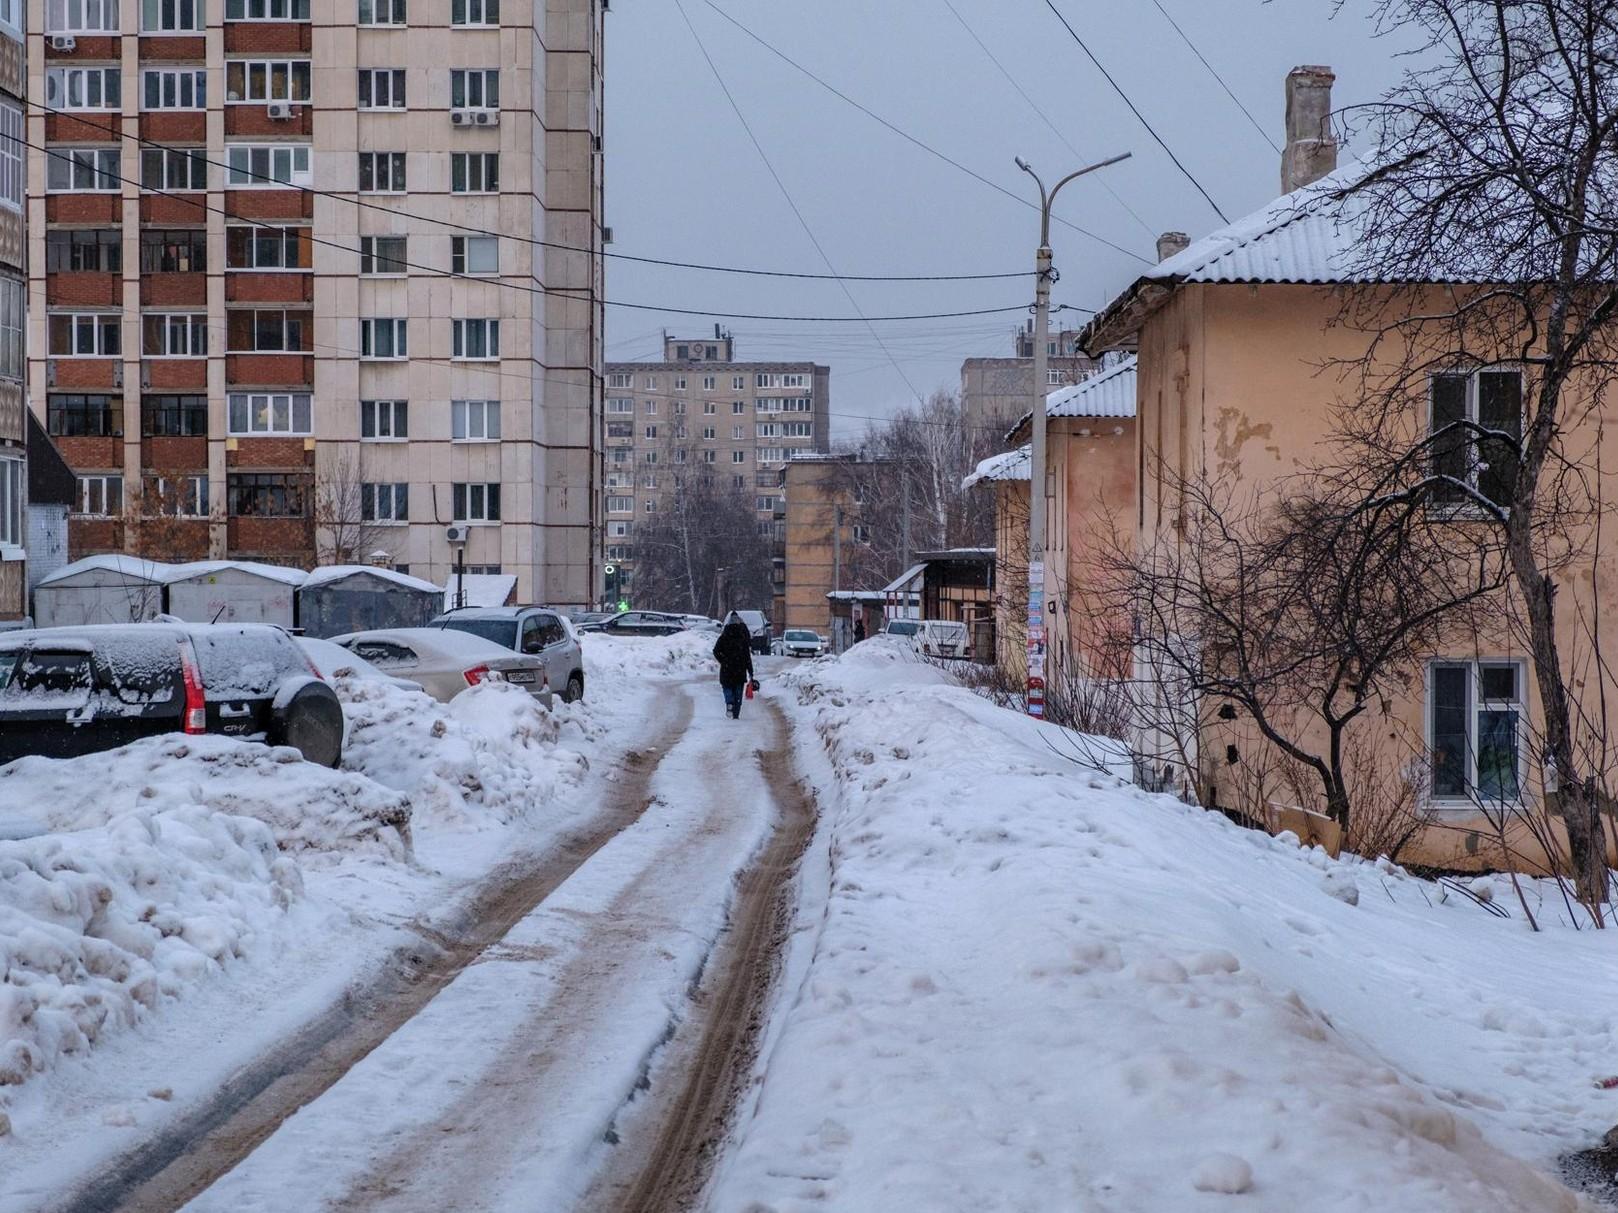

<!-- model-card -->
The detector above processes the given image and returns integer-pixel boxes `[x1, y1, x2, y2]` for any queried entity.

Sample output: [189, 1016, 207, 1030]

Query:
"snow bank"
[580, 629, 716, 680]
[712, 643, 1605, 1212]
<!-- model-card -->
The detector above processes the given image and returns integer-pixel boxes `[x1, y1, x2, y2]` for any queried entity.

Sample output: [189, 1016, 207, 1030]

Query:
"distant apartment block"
[960, 321, 1096, 441]
[0, 1, 21, 621]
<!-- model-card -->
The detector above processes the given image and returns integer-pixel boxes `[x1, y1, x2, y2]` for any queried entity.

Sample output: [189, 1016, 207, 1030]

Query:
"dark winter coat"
[713, 622, 754, 688]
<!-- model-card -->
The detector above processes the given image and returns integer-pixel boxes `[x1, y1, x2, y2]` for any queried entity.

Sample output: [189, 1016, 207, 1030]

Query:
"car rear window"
[190, 628, 306, 698]
[886, 621, 919, 636]
[98, 632, 182, 706]
[347, 640, 419, 668]
[0, 649, 94, 710]
[441, 618, 520, 649]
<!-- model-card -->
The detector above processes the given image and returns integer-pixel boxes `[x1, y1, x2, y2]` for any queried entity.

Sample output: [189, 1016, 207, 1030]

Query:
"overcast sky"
[603, 1, 1419, 440]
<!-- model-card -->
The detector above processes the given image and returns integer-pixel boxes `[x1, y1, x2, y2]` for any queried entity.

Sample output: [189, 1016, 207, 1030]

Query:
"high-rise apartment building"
[960, 321, 1095, 442]
[0, 2, 22, 622]
[602, 332, 829, 602]
[27, 0, 603, 606]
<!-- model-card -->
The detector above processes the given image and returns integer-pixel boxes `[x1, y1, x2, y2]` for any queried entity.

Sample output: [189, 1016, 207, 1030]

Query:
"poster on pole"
[1026, 561, 1046, 717]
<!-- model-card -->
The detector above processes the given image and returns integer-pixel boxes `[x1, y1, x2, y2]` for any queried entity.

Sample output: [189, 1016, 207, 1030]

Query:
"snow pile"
[580, 629, 717, 680]
[712, 643, 1606, 1212]
[0, 807, 300, 1090]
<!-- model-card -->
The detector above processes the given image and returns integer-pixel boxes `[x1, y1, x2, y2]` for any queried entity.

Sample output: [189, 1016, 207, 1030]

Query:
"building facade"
[960, 321, 1095, 442]
[27, 0, 603, 607]
[604, 332, 829, 606]
[0, 2, 22, 621]
[779, 451, 880, 643]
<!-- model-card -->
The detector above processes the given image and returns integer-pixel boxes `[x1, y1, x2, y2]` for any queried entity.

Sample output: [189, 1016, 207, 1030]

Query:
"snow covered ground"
[711, 639, 1617, 1212]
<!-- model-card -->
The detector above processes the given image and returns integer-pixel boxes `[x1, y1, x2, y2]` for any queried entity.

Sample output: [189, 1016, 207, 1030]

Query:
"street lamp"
[1016, 152, 1131, 719]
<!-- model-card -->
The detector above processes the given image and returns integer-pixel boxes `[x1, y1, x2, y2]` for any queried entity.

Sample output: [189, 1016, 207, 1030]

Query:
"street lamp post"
[1015, 152, 1130, 718]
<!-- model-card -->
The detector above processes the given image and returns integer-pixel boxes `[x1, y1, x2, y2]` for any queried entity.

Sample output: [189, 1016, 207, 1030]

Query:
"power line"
[1146, 0, 1280, 155]
[22, 99, 1029, 284]
[1039, 0, 1230, 223]
[699, 0, 1152, 266]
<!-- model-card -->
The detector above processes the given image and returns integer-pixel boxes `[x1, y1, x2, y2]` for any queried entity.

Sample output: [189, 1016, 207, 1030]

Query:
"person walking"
[852, 617, 866, 644]
[713, 610, 755, 719]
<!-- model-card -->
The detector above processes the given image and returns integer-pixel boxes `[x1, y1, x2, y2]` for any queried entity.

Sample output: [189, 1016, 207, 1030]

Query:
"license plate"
[506, 671, 535, 684]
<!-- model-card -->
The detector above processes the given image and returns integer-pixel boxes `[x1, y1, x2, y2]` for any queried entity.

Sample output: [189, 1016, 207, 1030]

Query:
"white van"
[882, 618, 969, 659]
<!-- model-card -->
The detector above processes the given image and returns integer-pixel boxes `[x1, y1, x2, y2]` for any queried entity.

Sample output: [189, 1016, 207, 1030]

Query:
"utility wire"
[23, 100, 1028, 284]
[673, 0, 923, 403]
[1039, 0, 1230, 223]
[699, 0, 1151, 266]
[1146, 0, 1280, 155]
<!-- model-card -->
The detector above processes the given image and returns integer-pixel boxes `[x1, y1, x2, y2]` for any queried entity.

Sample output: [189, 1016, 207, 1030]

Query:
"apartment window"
[49, 0, 119, 29]
[605, 544, 631, 561]
[225, 0, 308, 16]
[606, 495, 633, 513]
[644, 499, 657, 512]
[755, 496, 779, 512]
[140, 228, 207, 273]
[609, 449, 629, 465]
[361, 483, 409, 523]
[1430, 660, 1524, 802]
[643, 376, 658, 390]
[701, 426, 715, 440]
[142, 313, 208, 357]
[756, 422, 780, 439]
[142, 69, 206, 110]
[643, 424, 657, 440]
[358, 151, 406, 193]
[0, 456, 22, 548]
[227, 391, 312, 435]
[451, 399, 500, 441]
[605, 397, 633, 415]
[733, 474, 746, 489]
[141, 147, 208, 191]
[357, 0, 404, 23]
[672, 401, 687, 417]
[225, 60, 311, 103]
[607, 521, 630, 539]
[450, 235, 498, 274]
[732, 375, 745, 390]
[451, 0, 496, 24]
[702, 450, 715, 464]
[49, 394, 120, 437]
[0, 104, 20, 212]
[142, 0, 204, 31]
[673, 448, 687, 464]
[0, 278, 19, 382]
[228, 473, 308, 518]
[605, 422, 632, 439]
[607, 373, 631, 388]
[46, 67, 121, 110]
[45, 147, 120, 192]
[48, 313, 121, 357]
[227, 144, 312, 187]
[781, 373, 807, 388]
[702, 401, 715, 415]
[227, 225, 312, 270]
[1430, 369, 1522, 511]
[361, 318, 408, 359]
[357, 68, 406, 109]
[360, 398, 408, 440]
[450, 69, 498, 109]
[702, 375, 716, 390]
[730, 424, 743, 439]
[644, 400, 658, 415]
[757, 447, 785, 463]
[643, 451, 658, 465]
[141, 393, 208, 436]
[451, 482, 500, 522]
[1047, 369, 1067, 385]
[227, 309, 311, 352]
[784, 421, 813, 438]
[451, 318, 499, 360]
[732, 401, 745, 414]
[732, 450, 747, 464]
[673, 376, 686, 391]
[640, 472, 658, 488]
[450, 152, 498, 193]
[359, 235, 408, 275]
[75, 474, 124, 517]
[144, 475, 209, 518]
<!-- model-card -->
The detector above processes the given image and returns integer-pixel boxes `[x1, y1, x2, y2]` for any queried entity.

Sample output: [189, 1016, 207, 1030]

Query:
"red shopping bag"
[745, 680, 757, 699]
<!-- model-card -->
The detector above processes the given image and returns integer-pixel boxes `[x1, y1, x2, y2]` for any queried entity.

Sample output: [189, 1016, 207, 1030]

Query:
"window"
[357, 0, 403, 23]
[672, 400, 686, 416]
[227, 144, 312, 187]
[142, 69, 206, 109]
[673, 448, 687, 463]
[228, 473, 308, 517]
[48, 313, 121, 357]
[0, 104, 21, 212]
[143, 0, 205, 31]
[702, 401, 715, 415]
[606, 496, 633, 514]
[49, 394, 121, 437]
[607, 373, 631, 388]
[755, 496, 779, 512]
[451, 482, 500, 522]
[450, 235, 498, 274]
[225, 0, 308, 17]
[732, 450, 747, 464]
[0, 278, 19, 382]
[358, 151, 406, 193]
[756, 422, 780, 439]
[644, 400, 658, 415]
[450, 69, 498, 109]
[702, 449, 715, 464]
[605, 398, 633, 414]
[644, 498, 657, 512]
[605, 422, 632, 439]
[732, 375, 745, 390]
[46, 147, 120, 192]
[784, 421, 813, 438]
[146, 474, 209, 516]
[451, 318, 499, 360]
[361, 318, 408, 359]
[140, 228, 207, 273]
[609, 448, 629, 465]
[1047, 369, 1068, 385]
[47, 230, 122, 273]
[1430, 369, 1522, 511]
[227, 225, 311, 269]
[674, 425, 686, 439]
[607, 521, 630, 539]
[702, 375, 716, 390]
[225, 60, 311, 103]
[451, 0, 496, 25]
[852, 524, 871, 543]
[227, 309, 311, 352]
[643, 376, 658, 389]
[360, 398, 408, 440]
[46, 67, 121, 110]
[0, 456, 21, 548]
[640, 472, 658, 488]
[141, 147, 208, 191]
[733, 474, 746, 489]
[450, 152, 498, 193]
[701, 426, 715, 440]
[452, 399, 500, 441]
[1430, 660, 1524, 802]
[48, 0, 118, 32]
[643, 451, 658, 464]
[361, 482, 408, 522]
[359, 235, 408, 275]
[142, 313, 208, 357]
[730, 424, 742, 439]
[358, 68, 406, 109]
[643, 424, 657, 440]
[75, 474, 124, 517]
[227, 391, 312, 435]
[732, 401, 745, 414]
[605, 545, 631, 561]
[673, 376, 686, 391]
[141, 393, 208, 435]
[757, 447, 785, 464]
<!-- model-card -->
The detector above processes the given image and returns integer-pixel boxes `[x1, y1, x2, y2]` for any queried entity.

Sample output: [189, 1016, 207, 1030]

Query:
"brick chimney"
[1281, 65, 1337, 194]
[1156, 231, 1190, 262]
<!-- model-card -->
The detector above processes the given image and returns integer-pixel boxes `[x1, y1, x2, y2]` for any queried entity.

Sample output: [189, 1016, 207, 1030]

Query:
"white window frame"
[359, 235, 408, 276]
[226, 144, 312, 188]
[451, 481, 500, 523]
[48, 0, 118, 33]
[606, 495, 633, 514]
[142, 312, 208, 357]
[0, 104, 20, 213]
[360, 318, 408, 360]
[701, 449, 716, 465]
[357, 151, 405, 193]
[357, 67, 407, 110]
[449, 68, 498, 109]
[357, 0, 404, 24]
[0, 455, 23, 550]
[1427, 367, 1523, 515]
[1427, 658, 1527, 806]
[360, 398, 408, 441]
[227, 391, 313, 436]
[450, 0, 496, 24]
[451, 398, 500, 442]
[732, 450, 747, 464]
[48, 312, 121, 358]
[360, 482, 409, 524]
[75, 474, 124, 518]
[607, 520, 630, 539]
[642, 375, 658, 390]
[702, 375, 716, 390]
[451, 318, 499, 361]
[225, 0, 308, 18]
[142, 68, 206, 110]
[607, 372, 631, 388]
[150, 474, 209, 517]
[450, 235, 498, 275]
[46, 66, 121, 111]
[731, 375, 745, 390]
[141, 147, 208, 191]
[605, 397, 633, 415]
[226, 224, 309, 270]
[142, 0, 205, 32]
[450, 152, 499, 194]
[225, 59, 312, 103]
[45, 146, 120, 192]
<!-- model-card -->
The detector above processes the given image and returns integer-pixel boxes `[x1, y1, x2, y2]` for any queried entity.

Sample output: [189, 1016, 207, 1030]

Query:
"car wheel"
[565, 673, 584, 703]
[272, 681, 345, 768]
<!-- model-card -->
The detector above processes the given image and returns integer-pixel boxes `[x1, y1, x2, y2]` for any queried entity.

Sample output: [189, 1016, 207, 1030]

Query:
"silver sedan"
[328, 628, 554, 708]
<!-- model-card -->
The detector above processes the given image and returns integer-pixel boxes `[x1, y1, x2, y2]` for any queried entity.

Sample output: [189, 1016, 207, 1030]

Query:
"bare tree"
[313, 450, 388, 567]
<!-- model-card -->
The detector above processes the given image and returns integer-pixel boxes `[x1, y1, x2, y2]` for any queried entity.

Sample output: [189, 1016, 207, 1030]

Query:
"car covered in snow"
[734, 610, 772, 655]
[426, 606, 586, 703]
[0, 623, 345, 768]
[574, 610, 689, 638]
[781, 629, 826, 658]
[295, 635, 424, 694]
[882, 618, 970, 659]
[329, 627, 554, 708]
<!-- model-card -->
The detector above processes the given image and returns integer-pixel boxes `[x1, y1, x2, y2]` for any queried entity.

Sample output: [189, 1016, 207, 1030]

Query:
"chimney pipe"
[1156, 231, 1190, 262]
[1281, 65, 1338, 194]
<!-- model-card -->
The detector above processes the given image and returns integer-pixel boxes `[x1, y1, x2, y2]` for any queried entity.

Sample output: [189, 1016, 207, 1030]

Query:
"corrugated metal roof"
[962, 445, 1029, 489]
[1047, 355, 1137, 418]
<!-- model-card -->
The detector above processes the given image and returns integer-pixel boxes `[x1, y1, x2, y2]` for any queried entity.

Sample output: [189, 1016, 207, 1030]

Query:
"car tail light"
[178, 639, 207, 734]
[464, 664, 492, 686]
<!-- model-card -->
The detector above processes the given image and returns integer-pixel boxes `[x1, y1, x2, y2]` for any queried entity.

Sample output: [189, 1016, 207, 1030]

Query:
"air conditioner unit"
[266, 101, 294, 120]
[471, 108, 498, 126]
[450, 109, 471, 126]
[601, 226, 613, 245]
[445, 524, 469, 545]
[48, 34, 75, 51]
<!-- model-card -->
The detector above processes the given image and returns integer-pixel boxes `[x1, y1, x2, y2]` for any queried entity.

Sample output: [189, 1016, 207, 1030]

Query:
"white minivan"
[882, 618, 969, 659]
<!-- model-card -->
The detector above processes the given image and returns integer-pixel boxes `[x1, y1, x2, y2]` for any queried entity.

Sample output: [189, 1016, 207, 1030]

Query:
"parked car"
[330, 628, 553, 708]
[883, 618, 970, 659]
[569, 610, 613, 628]
[295, 635, 424, 694]
[681, 615, 722, 633]
[735, 610, 772, 655]
[576, 610, 688, 638]
[428, 606, 586, 702]
[782, 629, 826, 658]
[0, 623, 344, 768]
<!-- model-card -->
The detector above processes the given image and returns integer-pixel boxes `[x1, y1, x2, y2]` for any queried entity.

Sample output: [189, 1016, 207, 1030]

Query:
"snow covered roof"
[881, 564, 926, 595]
[165, 560, 307, 586]
[300, 565, 441, 594]
[1048, 355, 1137, 418]
[826, 589, 887, 601]
[963, 445, 1030, 490]
[441, 574, 518, 610]
[38, 556, 308, 588]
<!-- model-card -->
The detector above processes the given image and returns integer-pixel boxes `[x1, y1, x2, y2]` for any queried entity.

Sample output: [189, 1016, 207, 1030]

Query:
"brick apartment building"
[960, 321, 1095, 441]
[0, 3, 20, 620]
[28, 0, 603, 606]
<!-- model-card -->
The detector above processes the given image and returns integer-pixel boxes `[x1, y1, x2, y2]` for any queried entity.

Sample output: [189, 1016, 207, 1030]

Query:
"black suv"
[0, 624, 344, 768]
